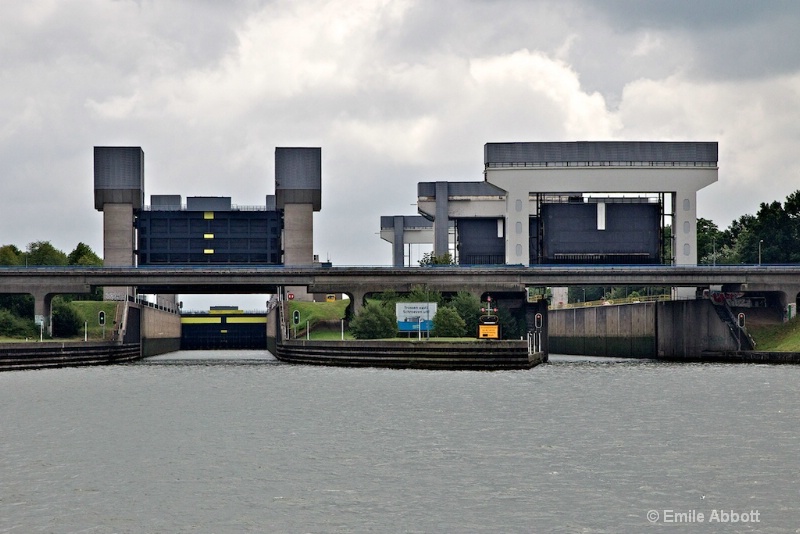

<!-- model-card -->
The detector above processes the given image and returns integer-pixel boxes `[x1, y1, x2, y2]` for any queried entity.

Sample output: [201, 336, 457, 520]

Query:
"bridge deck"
[0, 265, 796, 295]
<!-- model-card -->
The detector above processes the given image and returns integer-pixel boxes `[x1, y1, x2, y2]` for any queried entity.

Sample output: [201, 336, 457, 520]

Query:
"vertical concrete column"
[504, 188, 530, 265]
[283, 203, 314, 266]
[434, 182, 449, 257]
[393, 216, 405, 267]
[344, 290, 367, 317]
[673, 189, 698, 299]
[103, 203, 136, 301]
[32, 291, 53, 337]
[673, 190, 698, 265]
[283, 203, 314, 301]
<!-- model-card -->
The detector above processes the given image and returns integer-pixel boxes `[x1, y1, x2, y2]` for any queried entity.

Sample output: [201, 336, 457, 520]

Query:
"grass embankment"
[71, 301, 119, 341]
[288, 299, 354, 340]
[748, 317, 800, 351]
[0, 301, 119, 343]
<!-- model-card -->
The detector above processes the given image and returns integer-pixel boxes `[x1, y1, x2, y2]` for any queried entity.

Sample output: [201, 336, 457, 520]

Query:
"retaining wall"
[276, 339, 543, 370]
[548, 302, 656, 358]
[656, 299, 740, 358]
[549, 300, 747, 359]
[0, 342, 141, 371]
[140, 305, 181, 357]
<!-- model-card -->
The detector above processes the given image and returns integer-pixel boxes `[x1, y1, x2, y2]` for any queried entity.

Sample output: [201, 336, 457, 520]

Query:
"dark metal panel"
[457, 218, 504, 265]
[136, 210, 283, 265]
[186, 197, 232, 211]
[94, 147, 144, 189]
[541, 202, 660, 264]
[151, 195, 181, 210]
[485, 141, 718, 164]
[93, 146, 145, 210]
[529, 217, 540, 264]
[275, 147, 322, 210]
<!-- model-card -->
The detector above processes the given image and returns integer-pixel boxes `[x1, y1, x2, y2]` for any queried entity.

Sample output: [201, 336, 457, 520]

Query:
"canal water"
[1, 351, 798, 533]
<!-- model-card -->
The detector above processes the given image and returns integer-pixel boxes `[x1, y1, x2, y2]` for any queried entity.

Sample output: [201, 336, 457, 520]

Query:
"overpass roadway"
[2, 264, 799, 307]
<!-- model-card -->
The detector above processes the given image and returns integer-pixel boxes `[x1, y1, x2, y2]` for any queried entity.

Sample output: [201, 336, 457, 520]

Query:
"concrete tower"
[275, 147, 321, 301]
[94, 146, 144, 300]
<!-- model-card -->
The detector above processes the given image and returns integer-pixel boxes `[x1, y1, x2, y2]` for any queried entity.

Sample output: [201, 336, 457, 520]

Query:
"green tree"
[51, 298, 82, 338]
[568, 286, 606, 303]
[419, 252, 455, 266]
[405, 285, 443, 306]
[730, 202, 791, 264]
[662, 224, 672, 264]
[371, 290, 401, 307]
[26, 241, 67, 266]
[0, 246, 34, 316]
[448, 291, 481, 336]
[0, 308, 36, 338]
[66, 242, 104, 300]
[0, 244, 23, 265]
[432, 306, 466, 337]
[497, 305, 525, 340]
[349, 300, 397, 339]
[0, 295, 34, 318]
[68, 242, 102, 266]
[697, 218, 725, 265]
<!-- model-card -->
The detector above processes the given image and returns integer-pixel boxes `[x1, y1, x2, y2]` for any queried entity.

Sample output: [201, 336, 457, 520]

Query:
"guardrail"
[556, 294, 672, 309]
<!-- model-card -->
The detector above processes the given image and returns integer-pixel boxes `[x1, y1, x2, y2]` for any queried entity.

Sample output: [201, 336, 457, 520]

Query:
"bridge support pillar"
[32, 291, 53, 337]
[343, 290, 368, 318]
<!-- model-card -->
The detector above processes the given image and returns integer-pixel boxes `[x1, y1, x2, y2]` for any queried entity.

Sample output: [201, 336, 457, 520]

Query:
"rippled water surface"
[1, 352, 798, 533]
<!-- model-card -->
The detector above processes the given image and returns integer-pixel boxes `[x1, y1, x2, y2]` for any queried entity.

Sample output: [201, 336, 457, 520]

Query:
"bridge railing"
[556, 293, 672, 309]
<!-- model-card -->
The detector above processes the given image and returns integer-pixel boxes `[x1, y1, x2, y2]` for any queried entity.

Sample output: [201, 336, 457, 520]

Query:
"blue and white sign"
[396, 302, 437, 332]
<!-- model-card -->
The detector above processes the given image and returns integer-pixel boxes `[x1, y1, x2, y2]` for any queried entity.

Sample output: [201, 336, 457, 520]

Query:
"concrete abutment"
[549, 299, 754, 359]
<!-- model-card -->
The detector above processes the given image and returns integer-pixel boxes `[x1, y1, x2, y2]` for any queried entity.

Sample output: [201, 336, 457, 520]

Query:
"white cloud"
[469, 49, 620, 139]
[617, 72, 800, 223]
[631, 32, 663, 57]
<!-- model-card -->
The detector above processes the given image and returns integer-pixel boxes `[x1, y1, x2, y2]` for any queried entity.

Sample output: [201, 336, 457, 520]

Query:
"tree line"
[0, 241, 103, 338]
[697, 190, 800, 265]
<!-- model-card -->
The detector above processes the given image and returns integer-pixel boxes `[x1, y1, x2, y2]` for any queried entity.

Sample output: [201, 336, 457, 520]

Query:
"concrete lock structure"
[93, 146, 322, 306]
[381, 141, 718, 297]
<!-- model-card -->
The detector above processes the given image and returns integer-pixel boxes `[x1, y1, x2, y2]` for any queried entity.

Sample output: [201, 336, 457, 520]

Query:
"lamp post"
[759, 239, 764, 266]
[712, 237, 716, 266]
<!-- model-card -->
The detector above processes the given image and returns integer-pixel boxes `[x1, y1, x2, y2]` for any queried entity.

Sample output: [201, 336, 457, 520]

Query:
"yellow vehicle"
[326, 294, 336, 302]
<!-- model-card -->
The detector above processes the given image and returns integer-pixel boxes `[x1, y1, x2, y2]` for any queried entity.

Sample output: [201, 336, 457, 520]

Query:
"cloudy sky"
[2, 0, 799, 307]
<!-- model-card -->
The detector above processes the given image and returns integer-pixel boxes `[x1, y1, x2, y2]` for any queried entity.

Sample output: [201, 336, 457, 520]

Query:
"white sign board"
[396, 302, 437, 332]
[34, 315, 45, 326]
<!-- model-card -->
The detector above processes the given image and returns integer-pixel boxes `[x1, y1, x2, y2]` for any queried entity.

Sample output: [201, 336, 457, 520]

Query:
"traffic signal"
[98, 311, 106, 326]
